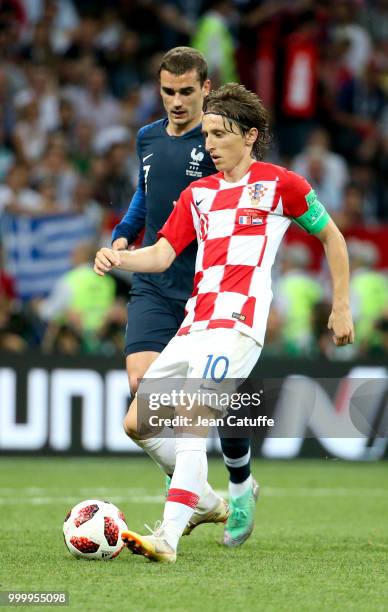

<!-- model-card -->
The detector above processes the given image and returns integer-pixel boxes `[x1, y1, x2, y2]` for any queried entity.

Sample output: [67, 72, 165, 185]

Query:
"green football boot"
[223, 479, 259, 547]
[165, 475, 172, 497]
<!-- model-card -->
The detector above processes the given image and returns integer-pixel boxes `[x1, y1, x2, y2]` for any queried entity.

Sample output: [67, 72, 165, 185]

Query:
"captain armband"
[292, 190, 330, 234]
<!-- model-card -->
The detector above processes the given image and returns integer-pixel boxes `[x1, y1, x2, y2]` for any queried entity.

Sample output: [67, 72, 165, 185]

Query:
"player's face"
[160, 69, 210, 135]
[202, 114, 255, 176]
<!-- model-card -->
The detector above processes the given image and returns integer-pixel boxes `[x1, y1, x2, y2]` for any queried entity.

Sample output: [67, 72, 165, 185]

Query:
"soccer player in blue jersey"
[109, 47, 257, 546]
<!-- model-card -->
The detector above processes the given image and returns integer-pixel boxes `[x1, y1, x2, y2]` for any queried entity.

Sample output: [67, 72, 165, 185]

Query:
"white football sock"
[135, 432, 175, 475]
[196, 481, 221, 514]
[162, 437, 207, 551]
[135, 434, 220, 513]
[229, 474, 253, 498]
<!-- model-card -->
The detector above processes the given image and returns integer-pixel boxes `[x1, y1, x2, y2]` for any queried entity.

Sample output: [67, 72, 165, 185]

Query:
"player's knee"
[123, 406, 141, 440]
[128, 374, 140, 395]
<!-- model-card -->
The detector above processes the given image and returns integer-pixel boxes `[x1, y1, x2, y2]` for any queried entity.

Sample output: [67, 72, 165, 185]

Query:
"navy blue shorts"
[124, 291, 186, 356]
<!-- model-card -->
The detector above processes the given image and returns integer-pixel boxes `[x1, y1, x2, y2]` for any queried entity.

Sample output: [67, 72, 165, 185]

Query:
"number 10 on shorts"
[203, 354, 229, 382]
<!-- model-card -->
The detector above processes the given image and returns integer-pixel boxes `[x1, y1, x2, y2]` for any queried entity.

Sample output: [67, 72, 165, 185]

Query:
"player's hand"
[327, 308, 355, 346]
[94, 248, 121, 276]
[112, 237, 128, 251]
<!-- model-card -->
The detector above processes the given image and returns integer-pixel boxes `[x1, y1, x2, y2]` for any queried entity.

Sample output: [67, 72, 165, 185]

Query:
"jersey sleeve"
[158, 187, 196, 256]
[111, 129, 146, 244]
[281, 170, 330, 234]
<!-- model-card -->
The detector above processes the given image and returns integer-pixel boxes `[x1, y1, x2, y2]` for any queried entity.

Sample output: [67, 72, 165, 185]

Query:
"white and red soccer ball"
[63, 500, 128, 560]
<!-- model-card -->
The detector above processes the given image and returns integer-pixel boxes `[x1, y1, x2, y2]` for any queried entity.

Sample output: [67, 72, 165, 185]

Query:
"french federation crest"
[248, 183, 268, 207]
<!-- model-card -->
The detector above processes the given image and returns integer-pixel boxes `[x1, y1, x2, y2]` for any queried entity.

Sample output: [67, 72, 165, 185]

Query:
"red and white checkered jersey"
[159, 161, 315, 345]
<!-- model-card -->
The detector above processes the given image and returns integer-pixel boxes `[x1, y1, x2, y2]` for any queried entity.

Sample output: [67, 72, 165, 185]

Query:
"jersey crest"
[187, 146, 205, 179]
[248, 182, 269, 207]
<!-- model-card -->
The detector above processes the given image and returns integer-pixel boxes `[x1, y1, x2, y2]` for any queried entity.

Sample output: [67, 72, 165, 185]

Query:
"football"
[63, 499, 128, 560]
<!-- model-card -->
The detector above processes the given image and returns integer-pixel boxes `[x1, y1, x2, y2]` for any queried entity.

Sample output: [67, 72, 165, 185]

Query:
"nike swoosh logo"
[195, 199, 204, 207]
[143, 154, 153, 162]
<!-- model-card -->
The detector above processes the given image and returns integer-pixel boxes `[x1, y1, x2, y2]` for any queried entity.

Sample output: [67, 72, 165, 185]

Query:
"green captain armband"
[292, 190, 330, 234]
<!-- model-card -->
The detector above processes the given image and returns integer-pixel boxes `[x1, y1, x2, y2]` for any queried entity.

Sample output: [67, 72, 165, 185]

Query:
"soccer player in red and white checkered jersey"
[95, 83, 355, 562]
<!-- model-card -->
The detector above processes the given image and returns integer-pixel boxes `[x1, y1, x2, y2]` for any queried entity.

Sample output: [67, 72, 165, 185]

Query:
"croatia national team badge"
[248, 182, 268, 207]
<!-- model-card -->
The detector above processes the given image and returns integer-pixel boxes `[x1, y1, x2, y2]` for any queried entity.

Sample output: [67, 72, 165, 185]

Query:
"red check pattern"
[159, 162, 313, 345]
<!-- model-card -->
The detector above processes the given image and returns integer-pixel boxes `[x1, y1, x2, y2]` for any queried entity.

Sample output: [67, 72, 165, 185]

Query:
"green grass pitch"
[0, 457, 387, 612]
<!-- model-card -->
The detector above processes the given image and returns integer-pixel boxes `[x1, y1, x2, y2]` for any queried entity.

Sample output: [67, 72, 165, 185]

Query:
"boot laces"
[144, 520, 164, 537]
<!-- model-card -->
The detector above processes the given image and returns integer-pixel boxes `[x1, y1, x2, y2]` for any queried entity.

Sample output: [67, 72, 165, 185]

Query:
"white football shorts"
[140, 328, 262, 414]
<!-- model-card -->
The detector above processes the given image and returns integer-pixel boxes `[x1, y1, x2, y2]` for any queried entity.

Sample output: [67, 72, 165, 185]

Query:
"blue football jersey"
[112, 118, 215, 300]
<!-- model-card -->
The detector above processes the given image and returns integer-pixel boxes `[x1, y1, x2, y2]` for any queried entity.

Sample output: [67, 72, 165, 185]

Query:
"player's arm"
[111, 130, 147, 250]
[111, 185, 146, 250]
[286, 173, 354, 347]
[96, 186, 196, 277]
[315, 219, 354, 346]
[95, 237, 176, 275]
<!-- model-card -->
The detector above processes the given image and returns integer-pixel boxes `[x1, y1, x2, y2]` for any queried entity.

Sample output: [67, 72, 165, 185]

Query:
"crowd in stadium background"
[0, 0, 387, 359]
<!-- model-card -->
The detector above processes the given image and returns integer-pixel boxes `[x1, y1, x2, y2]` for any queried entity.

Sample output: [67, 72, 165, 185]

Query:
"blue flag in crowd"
[1, 213, 95, 300]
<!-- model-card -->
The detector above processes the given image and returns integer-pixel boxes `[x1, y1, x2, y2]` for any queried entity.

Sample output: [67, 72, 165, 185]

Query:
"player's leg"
[122, 400, 213, 563]
[193, 330, 262, 548]
[123, 292, 179, 472]
[221, 435, 260, 547]
[220, 437, 252, 496]
[121, 337, 211, 562]
[123, 293, 223, 519]
[122, 330, 261, 562]
[125, 292, 253, 524]
[126, 351, 160, 398]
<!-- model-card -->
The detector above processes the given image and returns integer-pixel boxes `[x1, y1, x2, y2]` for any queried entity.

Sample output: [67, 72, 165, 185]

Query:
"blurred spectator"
[368, 313, 388, 357]
[333, 182, 370, 229]
[0, 121, 15, 181]
[43, 322, 84, 355]
[0, 163, 43, 215]
[66, 65, 122, 132]
[348, 239, 388, 352]
[262, 306, 288, 357]
[0, 290, 38, 354]
[274, 243, 323, 354]
[156, 0, 199, 49]
[97, 296, 128, 355]
[192, 0, 238, 86]
[319, 35, 353, 105]
[333, 61, 387, 163]
[275, 8, 321, 160]
[292, 127, 349, 213]
[34, 177, 63, 214]
[360, 0, 388, 46]
[21, 0, 80, 54]
[19, 18, 58, 66]
[92, 142, 135, 214]
[133, 52, 165, 126]
[113, 0, 161, 60]
[69, 118, 94, 175]
[95, 7, 124, 53]
[0, 67, 17, 140]
[62, 15, 100, 63]
[329, 2, 372, 77]
[102, 29, 141, 99]
[0, 2, 25, 60]
[71, 178, 103, 235]
[32, 136, 79, 209]
[54, 97, 76, 142]
[13, 91, 48, 164]
[35, 241, 116, 349]
[25, 63, 60, 132]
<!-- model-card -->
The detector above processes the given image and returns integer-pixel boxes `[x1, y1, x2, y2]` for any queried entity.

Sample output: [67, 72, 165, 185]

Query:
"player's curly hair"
[159, 47, 208, 86]
[203, 83, 271, 160]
